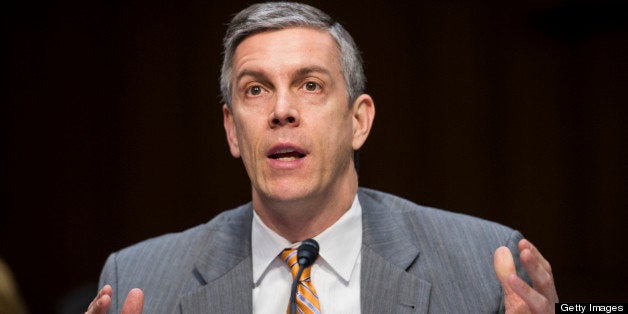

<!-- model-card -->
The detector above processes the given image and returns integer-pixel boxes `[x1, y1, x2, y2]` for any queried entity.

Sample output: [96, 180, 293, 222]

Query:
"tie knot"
[281, 248, 311, 281]
[280, 248, 320, 314]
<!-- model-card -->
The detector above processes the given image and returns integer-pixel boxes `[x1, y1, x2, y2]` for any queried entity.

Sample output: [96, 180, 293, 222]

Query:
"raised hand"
[494, 239, 558, 313]
[85, 285, 144, 314]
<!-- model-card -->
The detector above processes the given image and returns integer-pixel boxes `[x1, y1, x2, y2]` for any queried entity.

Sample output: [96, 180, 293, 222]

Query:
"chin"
[258, 182, 315, 203]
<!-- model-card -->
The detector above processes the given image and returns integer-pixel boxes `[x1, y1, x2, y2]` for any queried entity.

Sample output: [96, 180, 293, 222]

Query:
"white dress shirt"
[251, 195, 363, 314]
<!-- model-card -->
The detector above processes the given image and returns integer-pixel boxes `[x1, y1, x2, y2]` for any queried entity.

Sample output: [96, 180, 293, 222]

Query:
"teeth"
[275, 148, 295, 154]
[269, 149, 305, 160]
[277, 156, 299, 161]
[269, 147, 306, 161]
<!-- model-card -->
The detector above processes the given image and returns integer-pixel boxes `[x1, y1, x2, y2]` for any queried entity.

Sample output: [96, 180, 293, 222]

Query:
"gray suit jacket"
[99, 188, 529, 313]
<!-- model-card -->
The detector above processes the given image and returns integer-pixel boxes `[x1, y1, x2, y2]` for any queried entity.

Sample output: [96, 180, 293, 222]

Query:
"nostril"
[287, 117, 295, 123]
[272, 118, 280, 124]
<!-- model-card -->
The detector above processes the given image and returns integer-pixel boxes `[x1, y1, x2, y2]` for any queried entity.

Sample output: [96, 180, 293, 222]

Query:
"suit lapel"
[177, 190, 433, 313]
[179, 205, 254, 313]
[359, 189, 432, 313]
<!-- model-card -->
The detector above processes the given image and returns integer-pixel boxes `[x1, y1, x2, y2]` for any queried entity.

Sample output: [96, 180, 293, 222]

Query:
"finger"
[121, 288, 144, 314]
[86, 285, 112, 314]
[519, 239, 559, 303]
[508, 274, 553, 313]
[494, 246, 527, 311]
[519, 239, 551, 274]
[92, 285, 112, 303]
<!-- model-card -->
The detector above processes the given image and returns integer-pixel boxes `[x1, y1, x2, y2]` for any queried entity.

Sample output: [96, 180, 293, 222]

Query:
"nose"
[268, 92, 300, 128]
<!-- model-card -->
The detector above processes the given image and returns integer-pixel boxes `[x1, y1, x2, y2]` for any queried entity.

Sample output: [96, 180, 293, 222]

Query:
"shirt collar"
[251, 195, 363, 284]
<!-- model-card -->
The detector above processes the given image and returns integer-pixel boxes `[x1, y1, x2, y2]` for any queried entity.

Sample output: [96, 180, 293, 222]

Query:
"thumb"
[121, 288, 144, 314]
[494, 246, 527, 312]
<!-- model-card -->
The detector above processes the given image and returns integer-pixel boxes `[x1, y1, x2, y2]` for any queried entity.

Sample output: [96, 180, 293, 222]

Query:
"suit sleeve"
[98, 252, 120, 313]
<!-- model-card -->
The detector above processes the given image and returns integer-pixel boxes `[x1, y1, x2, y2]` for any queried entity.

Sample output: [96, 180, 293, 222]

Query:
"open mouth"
[268, 148, 306, 161]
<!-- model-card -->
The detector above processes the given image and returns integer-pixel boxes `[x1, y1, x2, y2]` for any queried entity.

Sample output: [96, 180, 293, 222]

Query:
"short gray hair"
[220, 2, 366, 107]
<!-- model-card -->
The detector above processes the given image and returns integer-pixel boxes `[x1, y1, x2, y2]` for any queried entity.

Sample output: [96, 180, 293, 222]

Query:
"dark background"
[3, 0, 627, 312]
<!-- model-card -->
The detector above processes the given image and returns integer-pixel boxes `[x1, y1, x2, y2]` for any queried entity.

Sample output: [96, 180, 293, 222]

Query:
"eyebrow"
[294, 66, 333, 79]
[235, 65, 335, 85]
[235, 70, 269, 85]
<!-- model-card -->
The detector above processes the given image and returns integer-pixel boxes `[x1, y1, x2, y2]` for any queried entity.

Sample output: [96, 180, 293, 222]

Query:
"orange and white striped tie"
[281, 248, 321, 314]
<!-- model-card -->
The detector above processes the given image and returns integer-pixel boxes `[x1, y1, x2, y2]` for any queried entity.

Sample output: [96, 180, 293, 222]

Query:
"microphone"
[290, 238, 320, 314]
[297, 238, 319, 268]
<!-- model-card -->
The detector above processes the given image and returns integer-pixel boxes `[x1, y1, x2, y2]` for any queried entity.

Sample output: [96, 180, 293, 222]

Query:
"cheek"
[237, 128, 257, 154]
[233, 118, 260, 157]
[318, 114, 354, 158]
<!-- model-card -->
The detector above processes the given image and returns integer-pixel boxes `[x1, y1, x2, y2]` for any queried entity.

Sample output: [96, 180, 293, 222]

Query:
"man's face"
[223, 27, 372, 205]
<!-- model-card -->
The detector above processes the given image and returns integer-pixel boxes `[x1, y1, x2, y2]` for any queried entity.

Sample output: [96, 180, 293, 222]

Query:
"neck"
[252, 169, 358, 243]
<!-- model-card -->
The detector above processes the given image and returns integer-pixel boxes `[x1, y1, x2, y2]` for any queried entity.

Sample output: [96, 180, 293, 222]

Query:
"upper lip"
[266, 144, 307, 159]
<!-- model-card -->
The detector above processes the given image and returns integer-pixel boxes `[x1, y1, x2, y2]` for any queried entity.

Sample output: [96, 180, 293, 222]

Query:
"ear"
[350, 94, 375, 150]
[223, 104, 241, 158]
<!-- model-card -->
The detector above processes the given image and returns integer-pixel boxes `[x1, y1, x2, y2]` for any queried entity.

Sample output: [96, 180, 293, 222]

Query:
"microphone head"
[297, 238, 319, 267]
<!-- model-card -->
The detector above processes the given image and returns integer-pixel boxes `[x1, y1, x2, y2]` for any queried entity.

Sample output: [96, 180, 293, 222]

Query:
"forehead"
[232, 27, 342, 78]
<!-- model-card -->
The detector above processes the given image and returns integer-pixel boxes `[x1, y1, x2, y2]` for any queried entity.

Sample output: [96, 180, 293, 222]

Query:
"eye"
[303, 81, 321, 92]
[246, 85, 265, 96]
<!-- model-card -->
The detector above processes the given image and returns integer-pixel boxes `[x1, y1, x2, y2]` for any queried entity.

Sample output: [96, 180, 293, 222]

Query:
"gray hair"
[220, 2, 366, 107]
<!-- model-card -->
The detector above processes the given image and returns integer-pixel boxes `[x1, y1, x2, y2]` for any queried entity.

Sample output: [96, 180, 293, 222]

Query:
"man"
[87, 2, 558, 313]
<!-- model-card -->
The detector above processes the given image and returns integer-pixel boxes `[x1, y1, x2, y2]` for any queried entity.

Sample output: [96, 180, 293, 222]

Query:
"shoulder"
[101, 203, 252, 283]
[359, 187, 518, 241]
[358, 187, 523, 267]
[112, 203, 252, 263]
[359, 187, 524, 312]
[99, 203, 253, 311]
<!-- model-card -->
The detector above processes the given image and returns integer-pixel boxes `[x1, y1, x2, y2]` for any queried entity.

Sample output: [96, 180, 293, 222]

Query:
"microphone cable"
[290, 238, 320, 314]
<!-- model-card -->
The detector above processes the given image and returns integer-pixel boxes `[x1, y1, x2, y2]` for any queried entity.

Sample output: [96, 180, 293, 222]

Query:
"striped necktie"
[281, 248, 321, 314]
